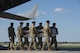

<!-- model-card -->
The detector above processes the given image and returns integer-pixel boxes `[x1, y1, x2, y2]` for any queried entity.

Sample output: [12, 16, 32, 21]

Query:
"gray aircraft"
[0, 0, 38, 21]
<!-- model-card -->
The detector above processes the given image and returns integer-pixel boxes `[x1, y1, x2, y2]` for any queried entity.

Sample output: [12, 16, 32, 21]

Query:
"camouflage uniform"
[16, 23, 23, 50]
[28, 23, 38, 50]
[36, 23, 43, 48]
[8, 23, 16, 50]
[42, 21, 51, 50]
[50, 23, 58, 50]
[23, 24, 29, 48]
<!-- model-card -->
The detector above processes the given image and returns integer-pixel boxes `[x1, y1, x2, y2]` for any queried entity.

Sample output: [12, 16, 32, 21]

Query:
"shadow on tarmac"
[0, 45, 80, 51]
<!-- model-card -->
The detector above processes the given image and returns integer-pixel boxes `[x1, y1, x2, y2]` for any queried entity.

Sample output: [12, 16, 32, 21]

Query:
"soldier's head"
[32, 21, 35, 26]
[26, 23, 29, 26]
[39, 22, 42, 26]
[53, 23, 56, 27]
[10, 22, 14, 27]
[20, 22, 23, 26]
[46, 20, 50, 25]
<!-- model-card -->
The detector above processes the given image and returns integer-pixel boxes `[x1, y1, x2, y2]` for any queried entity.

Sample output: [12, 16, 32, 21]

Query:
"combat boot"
[48, 48, 52, 51]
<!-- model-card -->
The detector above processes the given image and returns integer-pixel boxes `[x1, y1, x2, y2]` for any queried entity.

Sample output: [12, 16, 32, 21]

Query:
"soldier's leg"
[51, 36, 54, 47]
[15, 37, 20, 49]
[13, 37, 14, 44]
[10, 41, 13, 50]
[8, 42, 10, 50]
[37, 37, 40, 47]
[39, 37, 42, 48]
[23, 38, 25, 48]
[10, 38, 13, 50]
[11, 37, 15, 50]
[46, 37, 51, 50]
[37, 37, 41, 48]
[23, 37, 28, 48]
[33, 37, 38, 50]
[54, 36, 58, 49]
[42, 37, 47, 50]
[19, 37, 24, 50]
[28, 37, 33, 50]
[20, 42, 23, 50]
[26, 37, 29, 46]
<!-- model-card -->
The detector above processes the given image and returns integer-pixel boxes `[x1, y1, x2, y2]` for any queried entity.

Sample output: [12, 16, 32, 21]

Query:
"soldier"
[50, 23, 58, 50]
[23, 23, 29, 49]
[28, 21, 38, 50]
[42, 20, 51, 50]
[8, 23, 16, 50]
[37, 22, 43, 49]
[16, 22, 24, 50]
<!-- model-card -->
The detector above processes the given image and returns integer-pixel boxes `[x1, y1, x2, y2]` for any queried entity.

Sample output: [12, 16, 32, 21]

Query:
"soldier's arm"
[50, 27, 52, 33]
[56, 28, 58, 35]
[20, 27, 23, 35]
[18, 27, 22, 35]
[49, 27, 53, 37]
[8, 27, 10, 37]
[49, 27, 52, 33]
[13, 28, 16, 37]
[28, 27, 31, 33]
[42, 27, 44, 32]
[34, 27, 38, 35]
[8, 27, 12, 40]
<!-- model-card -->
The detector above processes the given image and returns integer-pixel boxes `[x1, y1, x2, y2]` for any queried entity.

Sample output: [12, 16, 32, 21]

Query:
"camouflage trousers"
[16, 36, 23, 50]
[28, 36, 37, 50]
[42, 36, 51, 50]
[9, 37, 15, 50]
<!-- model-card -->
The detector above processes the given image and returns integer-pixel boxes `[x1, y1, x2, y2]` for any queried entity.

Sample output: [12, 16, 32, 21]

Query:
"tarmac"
[0, 51, 80, 53]
[0, 43, 80, 53]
